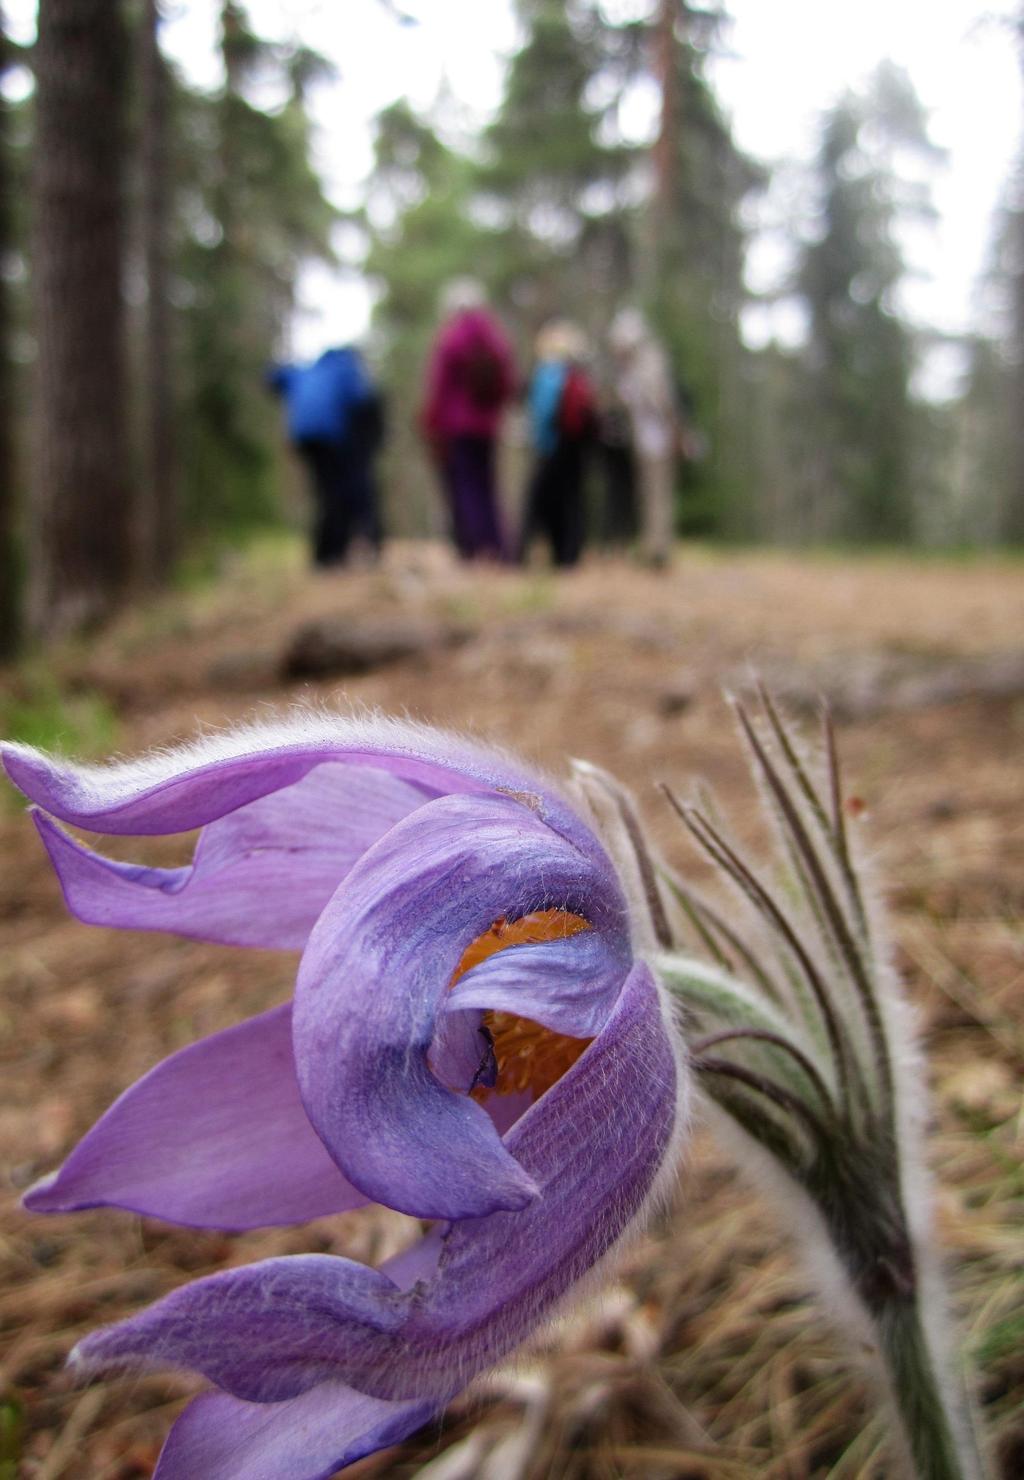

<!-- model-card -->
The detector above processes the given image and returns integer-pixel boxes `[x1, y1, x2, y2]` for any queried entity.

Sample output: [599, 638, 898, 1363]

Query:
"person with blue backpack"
[267, 346, 385, 568]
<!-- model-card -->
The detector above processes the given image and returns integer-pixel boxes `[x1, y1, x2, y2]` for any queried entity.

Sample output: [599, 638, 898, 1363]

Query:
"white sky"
[7, 0, 1023, 393]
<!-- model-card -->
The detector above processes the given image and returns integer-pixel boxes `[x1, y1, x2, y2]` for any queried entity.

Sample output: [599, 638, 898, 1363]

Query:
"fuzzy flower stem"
[610, 787, 674, 949]
[876, 1300, 987, 1480]
[820, 705, 870, 942]
[663, 872, 733, 969]
[659, 866, 787, 1004]
[662, 785, 853, 1102]
[692, 1054, 833, 1145]
[661, 695, 991, 1480]
[690, 1028, 836, 1114]
[755, 685, 870, 947]
[734, 704, 895, 1113]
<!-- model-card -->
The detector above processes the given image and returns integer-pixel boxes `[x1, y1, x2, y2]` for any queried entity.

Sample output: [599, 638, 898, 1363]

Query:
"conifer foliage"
[792, 65, 939, 544]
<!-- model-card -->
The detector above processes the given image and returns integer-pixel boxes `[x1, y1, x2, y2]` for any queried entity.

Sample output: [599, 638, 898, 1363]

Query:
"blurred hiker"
[595, 371, 639, 549]
[268, 346, 385, 568]
[519, 320, 597, 568]
[609, 308, 677, 569]
[420, 279, 517, 561]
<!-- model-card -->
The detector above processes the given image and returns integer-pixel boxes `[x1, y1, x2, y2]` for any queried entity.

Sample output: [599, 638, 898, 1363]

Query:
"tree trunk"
[0, 8, 20, 658]
[138, 0, 177, 584]
[652, 0, 679, 237]
[642, 0, 680, 298]
[29, 0, 134, 637]
[1008, 7, 1024, 543]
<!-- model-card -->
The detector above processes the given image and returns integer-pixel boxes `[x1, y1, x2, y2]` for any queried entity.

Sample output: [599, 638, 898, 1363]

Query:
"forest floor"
[1, 539, 1022, 1480]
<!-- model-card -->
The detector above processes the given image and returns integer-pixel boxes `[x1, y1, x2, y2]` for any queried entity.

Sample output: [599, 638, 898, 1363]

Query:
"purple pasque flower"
[3, 713, 686, 1480]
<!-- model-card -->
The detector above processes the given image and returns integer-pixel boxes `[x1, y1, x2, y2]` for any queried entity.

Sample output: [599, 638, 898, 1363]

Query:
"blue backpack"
[271, 348, 369, 445]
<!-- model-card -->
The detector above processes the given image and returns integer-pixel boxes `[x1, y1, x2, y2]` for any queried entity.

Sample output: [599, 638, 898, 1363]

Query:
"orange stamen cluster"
[451, 910, 594, 1101]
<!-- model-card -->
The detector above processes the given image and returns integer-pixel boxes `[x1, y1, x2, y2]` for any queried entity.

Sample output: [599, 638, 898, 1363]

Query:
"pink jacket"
[421, 308, 517, 441]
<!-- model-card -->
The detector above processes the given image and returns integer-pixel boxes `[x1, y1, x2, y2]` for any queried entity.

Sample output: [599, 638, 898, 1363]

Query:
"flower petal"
[408, 960, 682, 1385]
[292, 791, 629, 1221]
[153, 1384, 437, 1480]
[72, 1254, 411, 1402]
[445, 928, 631, 1038]
[73, 1228, 446, 1401]
[0, 715, 601, 871]
[72, 963, 682, 1404]
[25, 1005, 369, 1230]
[428, 1007, 495, 1095]
[31, 762, 430, 950]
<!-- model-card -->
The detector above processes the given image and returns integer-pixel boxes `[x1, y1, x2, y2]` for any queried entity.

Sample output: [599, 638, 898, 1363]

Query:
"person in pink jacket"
[420, 279, 517, 561]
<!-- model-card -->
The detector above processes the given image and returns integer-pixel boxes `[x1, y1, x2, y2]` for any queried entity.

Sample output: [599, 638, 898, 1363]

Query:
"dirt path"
[2, 543, 1022, 1478]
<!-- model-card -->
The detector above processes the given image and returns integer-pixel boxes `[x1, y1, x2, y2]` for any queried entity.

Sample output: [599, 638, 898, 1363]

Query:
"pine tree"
[644, 1, 762, 537]
[1002, 4, 1024, 542]
[477, 0, 634, 335]
[29, 0, 135, 636]
[959, 149, 1024, 547]
[952, 336, 1011, 544]
[1007, 190, 1024, 543]
[793, 64, 939, 543]
[181, 0, 274, 537]
[176, 4, 337, 540]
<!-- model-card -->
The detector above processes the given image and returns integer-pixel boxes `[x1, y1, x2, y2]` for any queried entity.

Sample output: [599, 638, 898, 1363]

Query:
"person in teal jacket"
[519, 321, 596, 568]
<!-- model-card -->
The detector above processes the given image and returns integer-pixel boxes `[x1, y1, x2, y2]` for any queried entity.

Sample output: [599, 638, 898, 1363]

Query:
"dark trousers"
[520, 440, 588, 568]
[298, 438, 380, 567]
[443, 435, 506, 561]
[601, 442, 638, 546]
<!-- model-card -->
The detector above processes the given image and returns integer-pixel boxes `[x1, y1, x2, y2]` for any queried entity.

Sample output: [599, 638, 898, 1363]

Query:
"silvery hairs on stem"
[573, 687, 989, 1480]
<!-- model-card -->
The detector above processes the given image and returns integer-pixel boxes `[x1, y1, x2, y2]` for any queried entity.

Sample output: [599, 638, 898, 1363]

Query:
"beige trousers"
[639, 451, 675, 566]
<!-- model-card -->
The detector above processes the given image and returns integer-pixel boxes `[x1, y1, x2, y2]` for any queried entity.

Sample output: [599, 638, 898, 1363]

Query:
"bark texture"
[138, 0, 177, 583]
[0, 10, 19, 657]
[30, 0, 133, 636]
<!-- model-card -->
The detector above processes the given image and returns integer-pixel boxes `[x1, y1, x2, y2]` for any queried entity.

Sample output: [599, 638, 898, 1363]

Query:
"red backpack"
[558, 366, 596, 441]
